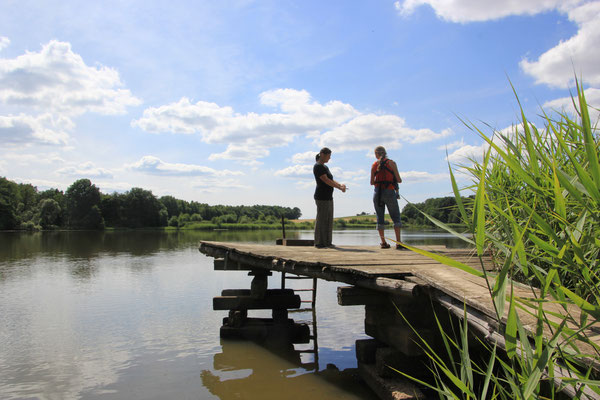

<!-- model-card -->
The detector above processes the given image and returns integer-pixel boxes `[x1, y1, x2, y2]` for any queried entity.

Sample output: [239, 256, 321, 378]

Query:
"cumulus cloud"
[0, 113, 71, 146]
[543, 87, 600, 120]
[318, 114, 451, 152]
[131, 97, 233, 134]
[126, 155, 243, 177]
[0, 40, 141, 115]
[291, 151, 317, 164]
[133, 88, 447, 164]
[275, 164, 314, 178]
[208, 144, 269, 166]
[0, 37, 9, 51]
[520, 2, 600, 88]
[401, 170, 449, 181]
[437, 139, 466, 151]
[394, 0, 581, 23]
[56, 162, 114, 179]
[132, 89, 358, 143]
[446, 122, 529, 165]
[447, 143, 489, 164]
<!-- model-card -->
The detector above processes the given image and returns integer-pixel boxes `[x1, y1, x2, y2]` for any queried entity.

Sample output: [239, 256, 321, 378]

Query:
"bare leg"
[378, 229, 386, 244]
[394, 226, 401, 242]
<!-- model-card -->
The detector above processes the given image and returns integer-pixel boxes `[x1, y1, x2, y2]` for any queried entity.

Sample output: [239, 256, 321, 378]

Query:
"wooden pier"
[199, 241, 600, 400]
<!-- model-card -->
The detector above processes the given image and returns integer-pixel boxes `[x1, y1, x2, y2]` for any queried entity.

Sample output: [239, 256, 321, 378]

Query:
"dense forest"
[1, 176, 467, 230]
[0, 177, 302, 230]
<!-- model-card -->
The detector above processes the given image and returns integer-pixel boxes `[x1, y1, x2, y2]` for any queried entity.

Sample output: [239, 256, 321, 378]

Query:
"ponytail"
[375, 146, 387, 172]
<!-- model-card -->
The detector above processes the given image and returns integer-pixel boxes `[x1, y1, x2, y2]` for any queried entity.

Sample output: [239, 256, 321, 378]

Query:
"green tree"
[39, 189, 66, 227]
[38, 199, 62, 229]
[0, 177, 19, 230]
[168, 215, 179, 227]
[122, 187, 165, 228]
[100, 193, 125, 227]
[159, 195, 182, 218]
[65, 179, 104, 229]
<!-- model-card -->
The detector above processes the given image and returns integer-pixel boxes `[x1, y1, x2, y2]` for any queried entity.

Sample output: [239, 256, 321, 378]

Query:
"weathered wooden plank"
[213, 294, 301, 310]
[338, 286, 389, 306]
[220, 317, 310, 343]
[214, 258, 254, 271]
[275, 238, 315, 246]
[365, 322, 433, 357]
[221, 289, 295, 297]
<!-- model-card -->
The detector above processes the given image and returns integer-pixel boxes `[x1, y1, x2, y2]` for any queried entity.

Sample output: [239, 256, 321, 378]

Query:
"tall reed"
[394, 80, 600, 398]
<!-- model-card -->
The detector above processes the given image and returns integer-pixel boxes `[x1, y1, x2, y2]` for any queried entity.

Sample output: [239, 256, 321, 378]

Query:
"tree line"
[0, 177, 302, 230]
[400, 196, 472, 227]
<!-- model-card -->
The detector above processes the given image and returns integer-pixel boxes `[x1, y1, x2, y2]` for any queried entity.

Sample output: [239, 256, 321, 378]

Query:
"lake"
[0, 229, 467, 400]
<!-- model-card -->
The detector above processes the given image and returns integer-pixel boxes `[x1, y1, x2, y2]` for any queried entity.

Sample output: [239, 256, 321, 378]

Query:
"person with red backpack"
[370, 146, 406, 249]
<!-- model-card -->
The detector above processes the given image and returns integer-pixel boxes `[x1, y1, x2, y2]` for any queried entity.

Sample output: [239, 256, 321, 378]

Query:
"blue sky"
[1, 0, 599, 218]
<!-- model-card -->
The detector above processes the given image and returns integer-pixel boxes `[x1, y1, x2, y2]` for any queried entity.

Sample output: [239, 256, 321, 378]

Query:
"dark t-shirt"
[313, 163, 334, 200]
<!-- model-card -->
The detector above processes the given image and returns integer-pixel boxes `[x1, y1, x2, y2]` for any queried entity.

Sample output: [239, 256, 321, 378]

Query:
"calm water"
[0, 229, 466, 400]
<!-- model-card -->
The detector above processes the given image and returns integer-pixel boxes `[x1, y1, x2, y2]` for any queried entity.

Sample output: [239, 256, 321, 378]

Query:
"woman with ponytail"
[370, 146, 405, 249]
[313, 147, 346, 248]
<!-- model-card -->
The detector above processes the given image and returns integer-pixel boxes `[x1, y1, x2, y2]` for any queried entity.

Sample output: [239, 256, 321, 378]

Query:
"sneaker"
[380, 242, 391, 249]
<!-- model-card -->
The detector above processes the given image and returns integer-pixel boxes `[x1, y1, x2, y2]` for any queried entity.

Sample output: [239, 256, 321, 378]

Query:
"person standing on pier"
[313, 147, 346, 249]
[370, 146, 405, 249]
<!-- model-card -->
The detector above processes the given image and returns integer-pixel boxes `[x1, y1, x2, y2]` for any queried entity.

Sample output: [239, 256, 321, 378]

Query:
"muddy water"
[0, 229, 466, 399]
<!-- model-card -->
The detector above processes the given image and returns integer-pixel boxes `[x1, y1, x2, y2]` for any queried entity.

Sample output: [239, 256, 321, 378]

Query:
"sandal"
[396, 244, 408, 250]
[380, 242, 391, 249]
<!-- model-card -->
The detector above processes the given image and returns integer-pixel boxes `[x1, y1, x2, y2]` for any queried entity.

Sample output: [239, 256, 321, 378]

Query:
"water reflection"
[203, 340, 377, 400]
[0, 228, 463, 400]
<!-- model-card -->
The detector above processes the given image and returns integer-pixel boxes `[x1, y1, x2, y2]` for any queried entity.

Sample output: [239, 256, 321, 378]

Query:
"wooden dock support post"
[338, 285, 428, 399]
[211, 258, 310, 346]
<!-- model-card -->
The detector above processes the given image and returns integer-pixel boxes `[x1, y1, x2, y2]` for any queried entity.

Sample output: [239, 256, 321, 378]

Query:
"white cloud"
[133, 89, 448, 164]
[131, 97, 233, 134]
[259, 88, 359, 128]
[437, 139, 465, 151]
[543, 87, 600, 121]
[132, 89, 358, 145]
[447, 143, 488, 164]
[0, 40, 141, 115]
[0, 113, 71, 146]
[56, 162, 114, 179]
[318, 113, 452, 152]
[291, 151, 317, 164]
[401, 170, 448, 182]
[445, 123, 527, 165]
[275, 164, 314, 178]
[208, 144, 268, 166]
[0, 37, 9, 52]
[520, 2, 600, 88]
[126, 155, 243, 177]
[395, 0, 582, 23]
